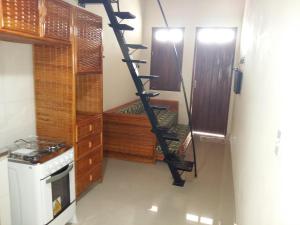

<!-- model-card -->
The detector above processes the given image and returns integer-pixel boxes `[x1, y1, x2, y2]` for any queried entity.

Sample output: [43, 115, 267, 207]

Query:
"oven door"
[40, 163, 76, 224]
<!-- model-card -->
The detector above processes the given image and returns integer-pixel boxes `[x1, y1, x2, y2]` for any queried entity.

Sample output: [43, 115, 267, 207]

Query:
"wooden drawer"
[76, 148, 102, 176]
[77, 116, 102, 141]
[76, 164, 102, 196]
[77, 133, 102, 159]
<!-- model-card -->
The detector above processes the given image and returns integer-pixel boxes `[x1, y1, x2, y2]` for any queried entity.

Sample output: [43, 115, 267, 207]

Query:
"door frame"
[190, 27, 238, 136]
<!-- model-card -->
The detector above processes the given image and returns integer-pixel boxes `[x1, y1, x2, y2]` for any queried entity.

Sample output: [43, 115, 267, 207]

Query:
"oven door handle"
[46, 164, 74, 184]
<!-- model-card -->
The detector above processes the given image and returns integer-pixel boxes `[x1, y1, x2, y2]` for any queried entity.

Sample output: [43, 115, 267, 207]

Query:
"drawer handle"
[89, 158, 93, 165]
[89, 174, 93, 182]
[89, 124, 93, 132]
[88, 141, 93, 148]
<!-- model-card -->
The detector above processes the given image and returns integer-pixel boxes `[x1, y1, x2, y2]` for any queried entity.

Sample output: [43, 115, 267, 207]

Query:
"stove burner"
[7, 137, 69, 164]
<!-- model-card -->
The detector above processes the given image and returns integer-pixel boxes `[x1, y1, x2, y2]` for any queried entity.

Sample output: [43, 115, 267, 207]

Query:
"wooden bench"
[103, 99, 191, 163]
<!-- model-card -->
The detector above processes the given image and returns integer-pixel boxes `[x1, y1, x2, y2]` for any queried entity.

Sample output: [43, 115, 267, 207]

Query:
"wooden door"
[150, 28, 184, 91]
[0, 0, 39, 36]
[191, 28, 236, 135]
[74, 8, 103, 74]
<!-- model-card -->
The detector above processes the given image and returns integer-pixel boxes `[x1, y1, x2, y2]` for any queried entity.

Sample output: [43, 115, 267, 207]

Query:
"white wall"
[65, 0, 143, 111]
[230, 0, 300, 224]
[0, 42, 36, 150]
[140, 0, 245, 126]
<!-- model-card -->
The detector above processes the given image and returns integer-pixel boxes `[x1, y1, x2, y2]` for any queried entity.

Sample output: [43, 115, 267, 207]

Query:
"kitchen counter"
[0, 145, 10, 159]
[0, 150, 8, 159]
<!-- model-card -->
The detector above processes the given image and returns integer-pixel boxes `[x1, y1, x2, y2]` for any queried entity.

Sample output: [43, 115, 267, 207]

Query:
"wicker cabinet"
[32, 3, 103, 198]
[0, 0, 40, 36]
[74, 8, 103, 74]
[74, 7, 103, 197]
[42, 0, 72, 41]
[0, 0, 103, 198]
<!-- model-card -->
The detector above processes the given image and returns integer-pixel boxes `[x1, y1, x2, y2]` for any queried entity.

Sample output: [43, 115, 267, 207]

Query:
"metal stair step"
[109, 23, 134, 31]
[136, 91, 160, 98]
[156, 126, 171, 132]
[122, 59, 147, 64]
[150, 105, 168, 110]
[126, 44, 148, 50]
[161, 132, 180, 141]
[79, 0, 118, 4]
[78, 0, 103, 4]
[172, 160, 194, 172]
[138, 75, 159, 79]
[115, 12, 136, 19]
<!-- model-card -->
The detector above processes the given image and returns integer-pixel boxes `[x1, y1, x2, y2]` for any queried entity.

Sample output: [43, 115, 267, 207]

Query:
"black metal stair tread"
[78, 0, 103, 3]
[150, 105, 168, 110]
[109, 23, 134, 31]
[122, 59, 147, 64]
[157, 126, 172, 131]
[79, 0, 119, 3]
[115, 12, 136, 19]
[136, 91, 160, 97]
[138, 75, 159, 79]
[161, 132, 180, 141]
[126, 44, 148, 49]
[172, 160, 194, 172]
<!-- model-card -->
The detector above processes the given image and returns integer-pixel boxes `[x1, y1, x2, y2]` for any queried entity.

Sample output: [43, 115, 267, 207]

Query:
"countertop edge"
[0, 151, 8, 159]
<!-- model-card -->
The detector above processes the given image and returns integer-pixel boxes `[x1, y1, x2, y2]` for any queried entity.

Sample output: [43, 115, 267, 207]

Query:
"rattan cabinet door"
[74, 8, 102, 74]
[43, 0, 71, 41]
[0, 0, 40, 36]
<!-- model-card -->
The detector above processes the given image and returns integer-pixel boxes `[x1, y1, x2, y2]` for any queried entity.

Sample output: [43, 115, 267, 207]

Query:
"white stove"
[6, 137, 77, 225]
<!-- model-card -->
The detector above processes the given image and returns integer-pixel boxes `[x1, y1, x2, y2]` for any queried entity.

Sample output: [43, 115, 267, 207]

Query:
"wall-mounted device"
[233, 68, 243, 94]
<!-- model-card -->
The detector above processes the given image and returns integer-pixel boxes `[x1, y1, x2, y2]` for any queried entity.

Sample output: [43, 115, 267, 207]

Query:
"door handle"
[46, 164, 73, 184]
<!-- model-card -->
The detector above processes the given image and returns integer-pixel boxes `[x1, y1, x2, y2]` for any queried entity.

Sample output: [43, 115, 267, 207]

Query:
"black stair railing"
[79, 0, 196, 186]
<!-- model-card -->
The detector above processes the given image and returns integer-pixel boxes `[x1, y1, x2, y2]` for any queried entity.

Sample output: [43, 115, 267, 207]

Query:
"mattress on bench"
[156, 124, 190, 155]
[118, 101, 178, 129]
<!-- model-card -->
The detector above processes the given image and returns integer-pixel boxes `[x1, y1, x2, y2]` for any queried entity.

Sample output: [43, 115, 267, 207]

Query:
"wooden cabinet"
[32, 2, 103, 198]
[75, 74, 103, 197]
[0, 0, 104, 199]
[42, 0, 72, 41]
[0, 0, 72, 44]
[74, 8, 103, 196]
[76, 114, 103, 196]
[74, 8, 103, 74]
[0, 0, 40, 36]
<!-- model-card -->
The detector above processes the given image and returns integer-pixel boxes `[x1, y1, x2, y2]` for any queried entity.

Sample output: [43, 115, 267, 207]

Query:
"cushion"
[156, 124, 190, 154]
[119, 101, 178, 130]
[156, 110, 178, 129]
[119, 101, 144, 114]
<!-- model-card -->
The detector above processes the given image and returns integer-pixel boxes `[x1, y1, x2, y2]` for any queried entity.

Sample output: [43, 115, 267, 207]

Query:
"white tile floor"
[73, 137, 235, 225]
